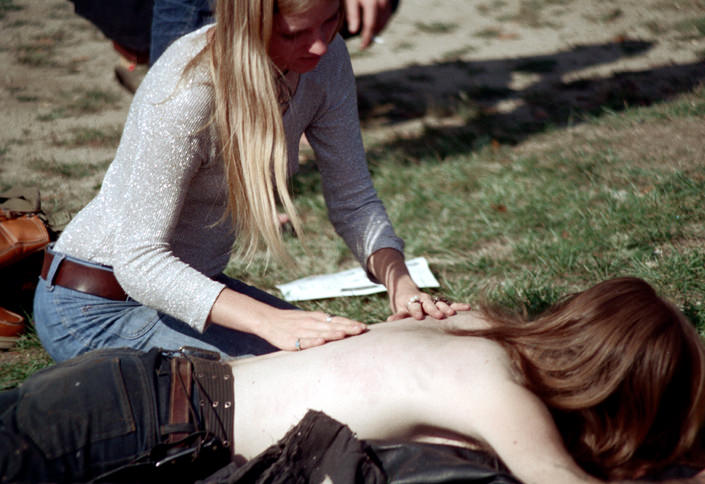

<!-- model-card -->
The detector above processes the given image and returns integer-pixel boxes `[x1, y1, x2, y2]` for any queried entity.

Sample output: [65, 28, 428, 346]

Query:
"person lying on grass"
[3, 277, 704, 483]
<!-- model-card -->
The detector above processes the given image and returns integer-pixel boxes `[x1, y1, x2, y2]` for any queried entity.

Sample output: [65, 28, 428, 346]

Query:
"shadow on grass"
[355, 39, 705, 162]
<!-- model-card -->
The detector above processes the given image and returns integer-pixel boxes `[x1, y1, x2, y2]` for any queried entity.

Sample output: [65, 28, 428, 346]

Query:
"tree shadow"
[355, 39, 705, 162]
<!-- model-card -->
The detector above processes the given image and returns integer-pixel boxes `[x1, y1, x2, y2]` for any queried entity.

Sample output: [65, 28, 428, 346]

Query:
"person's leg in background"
[149, 0, 402, 66]
[149, 0, 215, 65]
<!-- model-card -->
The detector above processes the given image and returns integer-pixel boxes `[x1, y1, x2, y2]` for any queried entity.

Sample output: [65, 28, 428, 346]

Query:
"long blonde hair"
[205, 0, 342, 264]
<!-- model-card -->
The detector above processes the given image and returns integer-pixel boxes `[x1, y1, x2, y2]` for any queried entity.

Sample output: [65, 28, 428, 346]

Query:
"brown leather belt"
[40, 250, 128, 301]
[167, 357, 193, 443]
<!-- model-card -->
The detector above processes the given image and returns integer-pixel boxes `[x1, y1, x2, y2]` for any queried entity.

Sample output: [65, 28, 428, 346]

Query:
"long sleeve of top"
[54, 26, 404, 332]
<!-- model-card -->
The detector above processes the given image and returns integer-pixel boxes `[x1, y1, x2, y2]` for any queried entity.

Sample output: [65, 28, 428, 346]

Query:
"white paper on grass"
[276, 257, 440, 302]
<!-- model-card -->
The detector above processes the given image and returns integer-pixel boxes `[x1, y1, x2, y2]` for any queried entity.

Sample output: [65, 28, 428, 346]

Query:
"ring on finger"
[295, 338, 302, 351]
[407, 295, 421, 308]
[325, 314, 334, 323]
[432, 296, 450, 304]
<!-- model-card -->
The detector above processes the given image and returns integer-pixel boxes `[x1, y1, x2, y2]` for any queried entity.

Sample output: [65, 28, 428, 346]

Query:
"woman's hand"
[387, 292, 472, 321]
[209, 288, 366, 352]
[367, 248, 472, 321]
[256, 309, 367, 351]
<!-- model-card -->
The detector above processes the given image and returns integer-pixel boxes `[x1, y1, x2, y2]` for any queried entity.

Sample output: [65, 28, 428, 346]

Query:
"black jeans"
[0, 347, 227, 483]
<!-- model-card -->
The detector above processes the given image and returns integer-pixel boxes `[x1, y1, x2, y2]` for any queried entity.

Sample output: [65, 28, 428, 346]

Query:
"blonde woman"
[33, 0, 464, 363]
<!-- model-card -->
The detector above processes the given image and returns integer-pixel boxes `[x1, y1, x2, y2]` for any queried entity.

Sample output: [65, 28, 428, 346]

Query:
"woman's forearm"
[367, 248, 419, 313]
[208, 287, 272, 335]
[208, 288, 367, 351]
[367, 248, 416, 298]
[368, 248, 471, 320]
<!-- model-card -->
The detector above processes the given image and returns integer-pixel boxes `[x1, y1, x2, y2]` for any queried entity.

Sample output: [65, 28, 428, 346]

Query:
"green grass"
[414, 21, 459, 35]
[4, 76, 705, 390]
[38, 89, 122, 121]
[474, 27, 504, 39]
[72, 89, 123, 114]
[16, 45, 56, 67]
[16, 94, 39, 103]
[0, 0, 21, 20]
[0, 334, 52, 391]
[28, 157, 111, 179]
[53, 126, 123, 149]
[512, 0, 567, 28]
[226, 83, 705, 332]
[441, 46, 478, 62]
[675, 16, 705, 37]
[13, 29, 70, 66]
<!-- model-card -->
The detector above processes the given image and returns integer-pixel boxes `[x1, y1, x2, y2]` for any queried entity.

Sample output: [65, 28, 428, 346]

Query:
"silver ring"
[407, 295, 421, 307]
[295, 338, 301, 351]
[325, 314, 334, 323]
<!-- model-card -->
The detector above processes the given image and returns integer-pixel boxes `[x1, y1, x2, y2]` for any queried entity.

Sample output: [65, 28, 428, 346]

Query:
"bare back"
[229, 312, 602, 484]
[229, 312, 513, 459]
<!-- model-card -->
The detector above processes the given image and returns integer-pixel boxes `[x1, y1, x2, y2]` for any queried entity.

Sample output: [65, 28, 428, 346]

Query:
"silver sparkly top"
[54, 26, 404, 332]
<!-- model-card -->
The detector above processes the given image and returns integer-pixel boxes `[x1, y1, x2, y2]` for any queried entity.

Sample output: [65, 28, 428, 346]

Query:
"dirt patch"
[2, 1, 704, 216]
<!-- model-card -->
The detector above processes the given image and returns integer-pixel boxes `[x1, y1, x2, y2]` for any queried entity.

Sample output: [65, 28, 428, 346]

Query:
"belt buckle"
[153, 433, 227, 468]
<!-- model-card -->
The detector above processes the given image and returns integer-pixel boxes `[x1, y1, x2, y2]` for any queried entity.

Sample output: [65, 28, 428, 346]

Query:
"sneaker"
[0, 307, 25, 350]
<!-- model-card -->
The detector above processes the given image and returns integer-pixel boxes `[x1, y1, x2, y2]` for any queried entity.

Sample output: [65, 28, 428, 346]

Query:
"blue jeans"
[33, 248, 297, 362]
[0, 348, 160, 482]
[150, 0, 214, 65]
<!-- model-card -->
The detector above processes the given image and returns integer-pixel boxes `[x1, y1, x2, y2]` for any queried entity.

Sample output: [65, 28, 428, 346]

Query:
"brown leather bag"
[0, 210, 50, 268]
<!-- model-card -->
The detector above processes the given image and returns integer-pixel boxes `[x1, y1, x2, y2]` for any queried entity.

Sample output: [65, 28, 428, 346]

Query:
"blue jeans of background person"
[0, 348, 162, 482]
[150, 0, 214, 65]
[33, 248, 297, 362]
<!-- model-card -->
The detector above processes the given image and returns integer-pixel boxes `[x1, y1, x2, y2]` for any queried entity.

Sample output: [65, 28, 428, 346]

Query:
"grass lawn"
[3, 82, 704, 390]
[1, 0, 704, 389]
[236, 83, 705, 329]
[4, 79, 705, 389]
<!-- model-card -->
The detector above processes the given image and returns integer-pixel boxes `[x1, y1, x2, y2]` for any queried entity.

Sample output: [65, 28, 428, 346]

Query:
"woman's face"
[269, 1, 341, 73]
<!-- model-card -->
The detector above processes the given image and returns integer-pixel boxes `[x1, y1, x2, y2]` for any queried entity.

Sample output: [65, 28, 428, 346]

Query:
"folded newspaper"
[276, 257, 440, 302]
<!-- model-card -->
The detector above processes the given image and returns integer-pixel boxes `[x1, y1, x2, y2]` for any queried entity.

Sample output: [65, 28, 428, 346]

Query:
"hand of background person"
[344, 0, 394, 48]
[257, 309, 368, 351]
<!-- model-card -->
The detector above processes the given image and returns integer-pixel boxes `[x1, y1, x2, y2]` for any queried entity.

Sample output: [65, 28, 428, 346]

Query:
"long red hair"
[463, 277, 705, 479]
